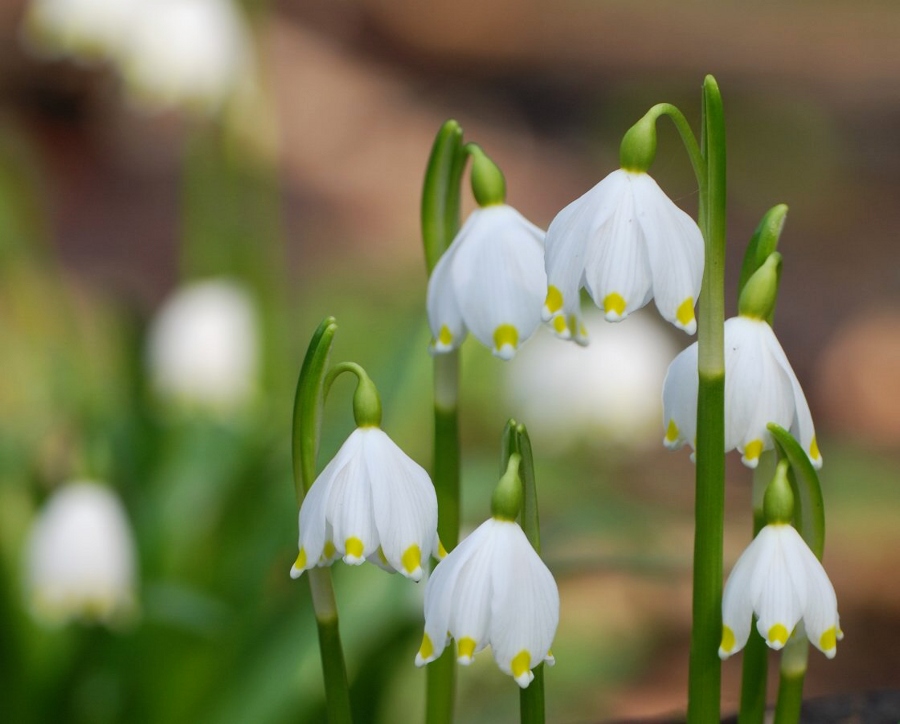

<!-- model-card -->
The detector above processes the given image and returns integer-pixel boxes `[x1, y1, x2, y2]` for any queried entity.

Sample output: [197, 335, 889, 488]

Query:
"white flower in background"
[146, 279, 259, 411]
[662, 315, 821, 469]
[290, 427, 439, 582]
[415, 518, 559, 688]
[719, 523, 841, 659]
[20, 0, 137, 62]
[24, 481, 138, 626]
[427, 204, 546, 360]
[505, 310, 678, 452]
[119, 0, 255, 114]
[543, 169, 704, 342]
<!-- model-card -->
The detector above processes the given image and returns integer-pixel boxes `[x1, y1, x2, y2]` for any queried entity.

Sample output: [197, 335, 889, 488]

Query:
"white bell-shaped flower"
[662, 315, 822, 469]
[146, 279, 259, 412]
[543, 169, 704, 341]
[720, 523, 841, 659]
[427, 204, 546, 361]
[119, 0, 254, 114]
[290, 427, 439, 582]
[24, 481, 138, 627]
[414, 518, 559, 688]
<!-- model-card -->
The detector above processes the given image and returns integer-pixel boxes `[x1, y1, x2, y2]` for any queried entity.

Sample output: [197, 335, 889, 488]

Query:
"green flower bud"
[491, 453, 523, 521]
[352, 370, 382, 428]
[738, 252, 782, 321]
[467, 144, 506, 207]
[737, 204, 788, 299]
[619, 115, 658, 173]
[763, 459, 795, 524]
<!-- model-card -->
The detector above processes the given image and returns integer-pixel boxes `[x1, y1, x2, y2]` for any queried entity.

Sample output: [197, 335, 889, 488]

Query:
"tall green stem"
[422, 120, 466, 724]
[292, 318, 353, 724]
[687, 75, 727, 724]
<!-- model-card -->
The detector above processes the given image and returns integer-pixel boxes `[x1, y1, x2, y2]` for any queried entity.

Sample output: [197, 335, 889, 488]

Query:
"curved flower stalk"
[427, 146, 547, 360]
[290, 367, 439, 583]
[24, 481, 138, 627]
[662, 314, 821, 469]
[146, 279, 259, 413]
[542, 168, 704, 342]
[415, 517, 559, 688]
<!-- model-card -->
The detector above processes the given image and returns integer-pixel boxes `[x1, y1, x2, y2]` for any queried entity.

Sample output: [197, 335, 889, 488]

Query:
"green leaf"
[422, 120, 466, 274]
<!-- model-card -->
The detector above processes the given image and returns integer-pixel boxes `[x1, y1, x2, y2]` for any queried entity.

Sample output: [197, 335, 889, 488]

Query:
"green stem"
[520, 665, 546, 724]
[292, 319, 353, 724]
[687, 75, 727, 724]
[773, 634, 808, 724]
[647, 103, 707, 189]
[738, 452, 776, 724]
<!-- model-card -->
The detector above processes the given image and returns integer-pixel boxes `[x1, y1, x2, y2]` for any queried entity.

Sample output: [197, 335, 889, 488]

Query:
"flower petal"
[426, 231, 468, 354]
[753, 525, 805, 650]
[324, 430, 377, 564]
[796, 541, 840, 658]
[720, 531, 761, 658]
[662, 340, 699, 451]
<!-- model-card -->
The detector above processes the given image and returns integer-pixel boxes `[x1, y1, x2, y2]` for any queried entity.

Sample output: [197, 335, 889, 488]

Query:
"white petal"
[364, 429, 437, 581]
[447, 528, 497, 663]
[451, 205, 546, 359]
[632, 173, 703, 334]
[418, 522, 493, 666]
[796, 541, 840, 657]
[753, 525, 805, 650]
[764, 326, 822, 468]
[488, 521, 559, 688]
[324, 431, 377, 565]
[582, 180, 653, 322]
[426, 235, 468, 354]
[661, 340, 699, 452]
[720, 533, 761, 658]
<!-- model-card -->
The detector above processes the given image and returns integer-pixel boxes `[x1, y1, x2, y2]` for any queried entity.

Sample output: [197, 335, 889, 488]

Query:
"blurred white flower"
[662, 315, 821, 469]
[720, 523, 841, 659]
[20, 0, 138, 62]
[427, 204, 546, 360]
[505, 310, 678, 452]
[119, 0, 255, 114]
[415, 517, 558, 688]
[290, 427, 439, 582]
[146, 279, 259, 411]
[543, 169, 704, 341]
[24, 481, 138, 626]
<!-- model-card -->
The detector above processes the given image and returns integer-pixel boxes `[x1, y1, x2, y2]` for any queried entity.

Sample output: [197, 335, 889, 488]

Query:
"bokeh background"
[1, 0, 899, 722]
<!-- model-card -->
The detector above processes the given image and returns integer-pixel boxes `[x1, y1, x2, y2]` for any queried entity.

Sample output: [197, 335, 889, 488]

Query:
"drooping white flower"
[415, 518, 559, 688]
[290, 427, 439, 582]
[662, 315, 822, 469]
[427, 204, 546, 360]
[146, 279, 259, 412]
[118, 0, 255, 115]
[720, 523, 841, 659]
[24, 481, 138, 627]
[542, 169, 704, 341]
[20, 0, 138, 63]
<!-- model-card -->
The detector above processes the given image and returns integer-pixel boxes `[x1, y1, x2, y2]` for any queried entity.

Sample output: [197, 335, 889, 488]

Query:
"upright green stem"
[422, 120, 466, 724]
[688, 75, 727, 724]
[292, 319, 353, 724]
[773, 634, 808, 724]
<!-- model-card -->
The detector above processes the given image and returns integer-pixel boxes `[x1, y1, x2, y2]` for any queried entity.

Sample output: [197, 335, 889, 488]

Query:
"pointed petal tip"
[493, 344, 517, 361]
[289, 566, 303, 579]
[514, 671, 535, 689]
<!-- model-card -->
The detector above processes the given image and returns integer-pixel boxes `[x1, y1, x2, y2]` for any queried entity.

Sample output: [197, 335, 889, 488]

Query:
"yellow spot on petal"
[511, 650, 532, 680]
[418, 633, 434, 660]
[323, 541, 336, 559]
[819, 626, 837, 653]
[458, 637, 477, 661]
[345, 537, 364, 559]
[401, 544, 422, 575]
[437, 540, 447, 559]
[676, 297, 695, 328]
[438, 325, 453, 347]
[810, 435, 820, 461]
[744, 439, 764, 463]
[768, 623, 790, 648]
[493, 324, 519, 354]
[603, 292, 626, 319]
[552, 315, 568, 334]
[720, 625, 736, 653]
[665, 419, 680, 444]
[294, 548, 307, 570]
[544, 285, 563, 314]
